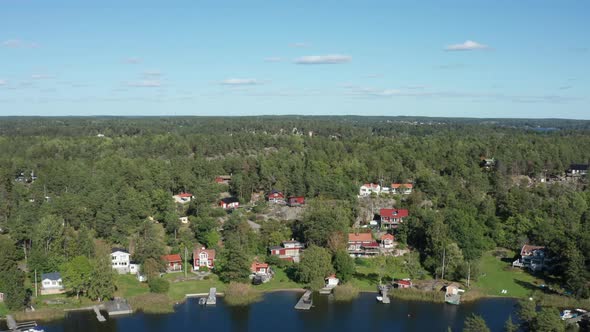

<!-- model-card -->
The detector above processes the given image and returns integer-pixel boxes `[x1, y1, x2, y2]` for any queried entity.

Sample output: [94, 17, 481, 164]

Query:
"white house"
[325, 274, 339, 287]
[111, 248, 131, 274]
[173, 192, 193, 204]
[129, 263, 140, 274]
[41, 272, 64, 295]
[359, 183, 381, 197]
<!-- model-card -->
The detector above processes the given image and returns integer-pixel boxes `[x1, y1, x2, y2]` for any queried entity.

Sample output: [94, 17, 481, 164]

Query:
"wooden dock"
[93, 306, 107, 322]
[294, 290, 313, 310]
[4, 315, 38, 331]
[206, 287, 217, 305]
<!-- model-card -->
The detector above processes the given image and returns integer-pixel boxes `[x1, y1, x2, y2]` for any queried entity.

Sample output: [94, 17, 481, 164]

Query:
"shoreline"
[4, 286, 584, 325]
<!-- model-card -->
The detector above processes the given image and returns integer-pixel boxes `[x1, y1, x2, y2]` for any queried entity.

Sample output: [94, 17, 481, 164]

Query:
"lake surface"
[37, 292, 517, 332]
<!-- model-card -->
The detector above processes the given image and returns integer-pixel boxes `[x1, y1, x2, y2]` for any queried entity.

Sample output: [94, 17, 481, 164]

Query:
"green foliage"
[332, 250, 355, 282]
[462, 314, 490, 332]
[296, 245, 333, 290]
[518, 299, 538, 329]
[301, 200, 352, 247]
[61, 255, 92, 298]
[504, 315, 518, 332]
[217, 220, 253, 283]
[87, 243, 116, 301]
[148, 278, 170, 293]
[532, 307, 565, 332]
[0, 116, 590, 304]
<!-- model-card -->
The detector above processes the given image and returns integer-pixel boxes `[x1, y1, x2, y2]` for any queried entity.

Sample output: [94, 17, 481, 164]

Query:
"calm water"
[36, 292, 517, 332]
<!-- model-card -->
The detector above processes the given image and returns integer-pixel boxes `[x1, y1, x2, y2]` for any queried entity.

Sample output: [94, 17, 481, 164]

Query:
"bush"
[223, 282, 262, 306]
[148, 278, 170, 293]
[333, 283, 360, 302]
[199, 266, 209, 272]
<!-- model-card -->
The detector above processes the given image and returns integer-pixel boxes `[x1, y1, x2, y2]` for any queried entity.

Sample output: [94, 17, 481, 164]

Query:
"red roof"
[521, 244, 545, 256]
[177, 192, 193, 198]
[380, 208, 409, 218]
[251, 261, 269, 272]
[289, 196, 305, 203]
[381, 233, 395, 241]
[268, 192, 285, 199]
[391, 183, 413, 189]
[162, 254, 182, 263]
[396, 280, 412, 286]
[193, 246, 216, 260]
[348, 233, 373, 242]
[362, 183, 380, 189]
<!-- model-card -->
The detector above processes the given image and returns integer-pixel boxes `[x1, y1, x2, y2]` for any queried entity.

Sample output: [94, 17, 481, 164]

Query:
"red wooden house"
[193, 246, 216, 270]
[288, 196, 305, 206]
[348, 232, 379, 257]
[215, 175, 231, 185]
[219, 197, 240, 210]
[162, 254, 182, 272]
[379, 208, 409, 229]
[267, 190, 285, 203]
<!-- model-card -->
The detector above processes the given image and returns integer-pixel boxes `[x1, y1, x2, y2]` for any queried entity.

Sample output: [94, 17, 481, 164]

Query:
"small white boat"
[376, 296, 383, 302]
[561, 309, 576, 320]
[198, 298, 207, 305]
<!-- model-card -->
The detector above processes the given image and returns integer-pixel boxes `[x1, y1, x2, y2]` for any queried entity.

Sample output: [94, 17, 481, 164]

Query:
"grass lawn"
[116, 274, 150, 298]
[167, 275, 226, 301]
[351, 257, 412, 291]
[0, 302, 8, 316]
[252, 267, 304, 291]
[472, 251, 543, 298]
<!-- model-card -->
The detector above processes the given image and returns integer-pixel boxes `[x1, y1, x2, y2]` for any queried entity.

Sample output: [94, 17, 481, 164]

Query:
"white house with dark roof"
[41, 272, 64, 295]
[111, 248, 131, 274]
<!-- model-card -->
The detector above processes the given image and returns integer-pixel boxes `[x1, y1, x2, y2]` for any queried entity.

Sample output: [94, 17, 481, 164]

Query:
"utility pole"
[441, 246, 446, 280]
[467, 262, 471, 288]
[184, 246, 188, 278]
[34, 269, 38, 297]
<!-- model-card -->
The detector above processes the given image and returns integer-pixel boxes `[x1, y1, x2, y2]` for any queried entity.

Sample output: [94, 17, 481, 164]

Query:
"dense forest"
[0, 116, 589, 313]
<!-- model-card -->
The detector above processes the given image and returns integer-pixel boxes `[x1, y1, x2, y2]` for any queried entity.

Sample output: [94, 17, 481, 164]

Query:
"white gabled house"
[359, 183, 381, 197]
[111, 248, 131, 274]
[41, 272, 65, 295]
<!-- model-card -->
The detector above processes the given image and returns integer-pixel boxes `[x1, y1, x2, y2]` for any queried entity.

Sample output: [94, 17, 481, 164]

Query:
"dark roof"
[569, 164, 589, 171]
[42, 272, 61, 281]
[111, 248, 129, 254]
[269, 246, 283, 251]
[221, 197, 239, 204]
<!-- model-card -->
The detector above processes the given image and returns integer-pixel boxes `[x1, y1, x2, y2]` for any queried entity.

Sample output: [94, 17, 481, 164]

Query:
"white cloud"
[142, 70, 163, 77]
[294, 54, 352, 65]
[290, 42, 310, 48]
[2, 39, 39, 48]
[31, 74, 54, 80]
[264, 57, 282, 63]
[0, 79, 6, 86]
[220, 78, 262, 86]
[445, 40, 489, 51]
[123, 57, 142, 64]
[128, 80, 161, 87]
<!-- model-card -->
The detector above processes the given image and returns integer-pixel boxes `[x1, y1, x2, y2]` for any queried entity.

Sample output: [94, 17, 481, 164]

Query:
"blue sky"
[0, 0, 588, 118]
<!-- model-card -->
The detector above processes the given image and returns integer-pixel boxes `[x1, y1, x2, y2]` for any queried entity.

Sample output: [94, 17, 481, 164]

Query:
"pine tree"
[504, 315, 518, 332]
[463, 314, 490, 332]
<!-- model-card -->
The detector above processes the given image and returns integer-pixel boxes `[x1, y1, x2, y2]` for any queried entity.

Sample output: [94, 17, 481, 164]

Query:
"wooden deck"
[294, 290, 313, 310]
[93, 306, 106, 322]
[206, 287, 217, 305]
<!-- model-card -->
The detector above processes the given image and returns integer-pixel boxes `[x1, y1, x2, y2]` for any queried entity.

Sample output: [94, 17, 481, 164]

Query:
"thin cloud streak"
[123, 57, 142, 64]
[220, 78, 263, 86]
[127, 80, 161, 87]
[445, 40, 489, 51]
[2, 39, 39, 48]
[294, 54, 352, 65]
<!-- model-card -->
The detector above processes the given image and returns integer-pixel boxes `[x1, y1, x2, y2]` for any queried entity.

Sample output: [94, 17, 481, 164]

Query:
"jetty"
[105, 298, 133, 316]
[206, 287, 217, 305]
[3, 315, 38, 331]
[93, 306, 106, 322]
[377, 285, 391, 304]
[294, 290, 313, 310]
